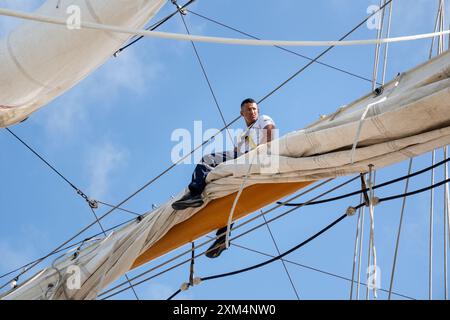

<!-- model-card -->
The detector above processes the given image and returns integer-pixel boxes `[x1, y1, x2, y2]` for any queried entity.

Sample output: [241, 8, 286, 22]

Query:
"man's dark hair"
[240, 98, 257, 108]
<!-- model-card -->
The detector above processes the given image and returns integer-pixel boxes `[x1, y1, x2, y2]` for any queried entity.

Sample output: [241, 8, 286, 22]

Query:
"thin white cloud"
[0, 224, 48, 273]
[40, 92, 87, 143]
[144, 282, 175, 300]
[0, 241, 34, 272]
[86, 141, 128, 200]
[90, 48, 164, 100]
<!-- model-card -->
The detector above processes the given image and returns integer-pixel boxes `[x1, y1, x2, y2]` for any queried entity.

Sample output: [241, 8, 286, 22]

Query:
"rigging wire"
[226, 237, 414, 300]
[356, 185, 366, 299]
[186, 9, 380, 86]
[114, 0, 197, 56]
[260, 211, 301, 300]
[365, 167, 378, 300]
[4, 128, 96, 208]
[388, 158, 413, 299]
[178, 12, 235, 147]
[349, 190, 363, 300]
[429, 151, 436, 300]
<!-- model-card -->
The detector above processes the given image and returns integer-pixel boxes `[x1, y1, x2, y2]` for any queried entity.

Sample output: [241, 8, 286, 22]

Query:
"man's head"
[240, 98, 259, 126]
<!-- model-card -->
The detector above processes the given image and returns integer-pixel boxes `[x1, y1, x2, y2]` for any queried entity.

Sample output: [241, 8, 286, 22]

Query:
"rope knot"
[346, 206, 357, 216]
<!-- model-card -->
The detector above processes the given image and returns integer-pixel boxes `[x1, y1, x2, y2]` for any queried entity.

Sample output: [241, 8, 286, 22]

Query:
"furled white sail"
[0, 0, 167, 128]
[2, 49, 450, 300]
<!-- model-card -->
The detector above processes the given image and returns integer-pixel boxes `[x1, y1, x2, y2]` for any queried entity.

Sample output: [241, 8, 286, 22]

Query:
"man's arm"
[263, 124, 275, 144]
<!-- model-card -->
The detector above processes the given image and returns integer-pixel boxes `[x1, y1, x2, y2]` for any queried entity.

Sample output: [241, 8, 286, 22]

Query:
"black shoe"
[171, 192, 204, 210]
[205, 235, 228, 259]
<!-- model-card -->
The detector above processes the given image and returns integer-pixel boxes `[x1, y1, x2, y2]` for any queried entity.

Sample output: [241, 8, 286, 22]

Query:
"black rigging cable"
[5, 128, 96, 207]
[114, 0, 197, 55]
[279, 156, 450, 207]
[179, 12, 232, 141]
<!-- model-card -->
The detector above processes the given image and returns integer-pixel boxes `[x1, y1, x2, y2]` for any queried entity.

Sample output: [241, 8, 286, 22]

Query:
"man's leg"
[172, 152, 233, 210]
[204, 151, 240, 258]
[205, 223, 234, 259]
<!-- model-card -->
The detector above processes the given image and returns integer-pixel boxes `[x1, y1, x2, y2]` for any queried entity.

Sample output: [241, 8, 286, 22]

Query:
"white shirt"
[237, 114, 276, 154]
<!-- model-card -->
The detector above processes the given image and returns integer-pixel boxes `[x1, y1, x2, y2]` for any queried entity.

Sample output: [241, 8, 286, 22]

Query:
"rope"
[365, 166, 378, 299]
[381, 0, 394, 85]
[429, 151, 435, 300]
[4, 5, 450, 47]
[349, 190, 364, 300]
[444, 147, 449, 300]
[349, 96, 387, 164]
[225, 162, 253, 249]
[356, 196, 366, 300]
[371, 0, 387, 91]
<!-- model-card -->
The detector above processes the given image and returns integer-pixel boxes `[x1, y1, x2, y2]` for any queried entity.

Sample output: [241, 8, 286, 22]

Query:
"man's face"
[240, 102, 259, 125]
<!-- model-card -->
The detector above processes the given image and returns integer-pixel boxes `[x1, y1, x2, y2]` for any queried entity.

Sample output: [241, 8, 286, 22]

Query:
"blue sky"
[1, 0, 450, 300]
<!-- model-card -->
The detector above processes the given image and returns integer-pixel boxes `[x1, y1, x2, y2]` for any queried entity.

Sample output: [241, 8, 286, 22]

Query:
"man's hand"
[263, 124, 275, 144]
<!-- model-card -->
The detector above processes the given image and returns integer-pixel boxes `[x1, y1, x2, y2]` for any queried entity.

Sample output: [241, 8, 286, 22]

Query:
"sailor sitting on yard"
[172, 98, 276, 258]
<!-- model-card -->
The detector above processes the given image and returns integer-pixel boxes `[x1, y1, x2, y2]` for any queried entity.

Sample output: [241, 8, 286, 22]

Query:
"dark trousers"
[189, 151, 239, 238]
[188, 151, 239, 196]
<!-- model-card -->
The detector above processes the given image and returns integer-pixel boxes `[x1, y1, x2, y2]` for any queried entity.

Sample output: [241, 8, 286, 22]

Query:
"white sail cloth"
[2, 50, 450, 300]
[0, 0, 167, 128]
